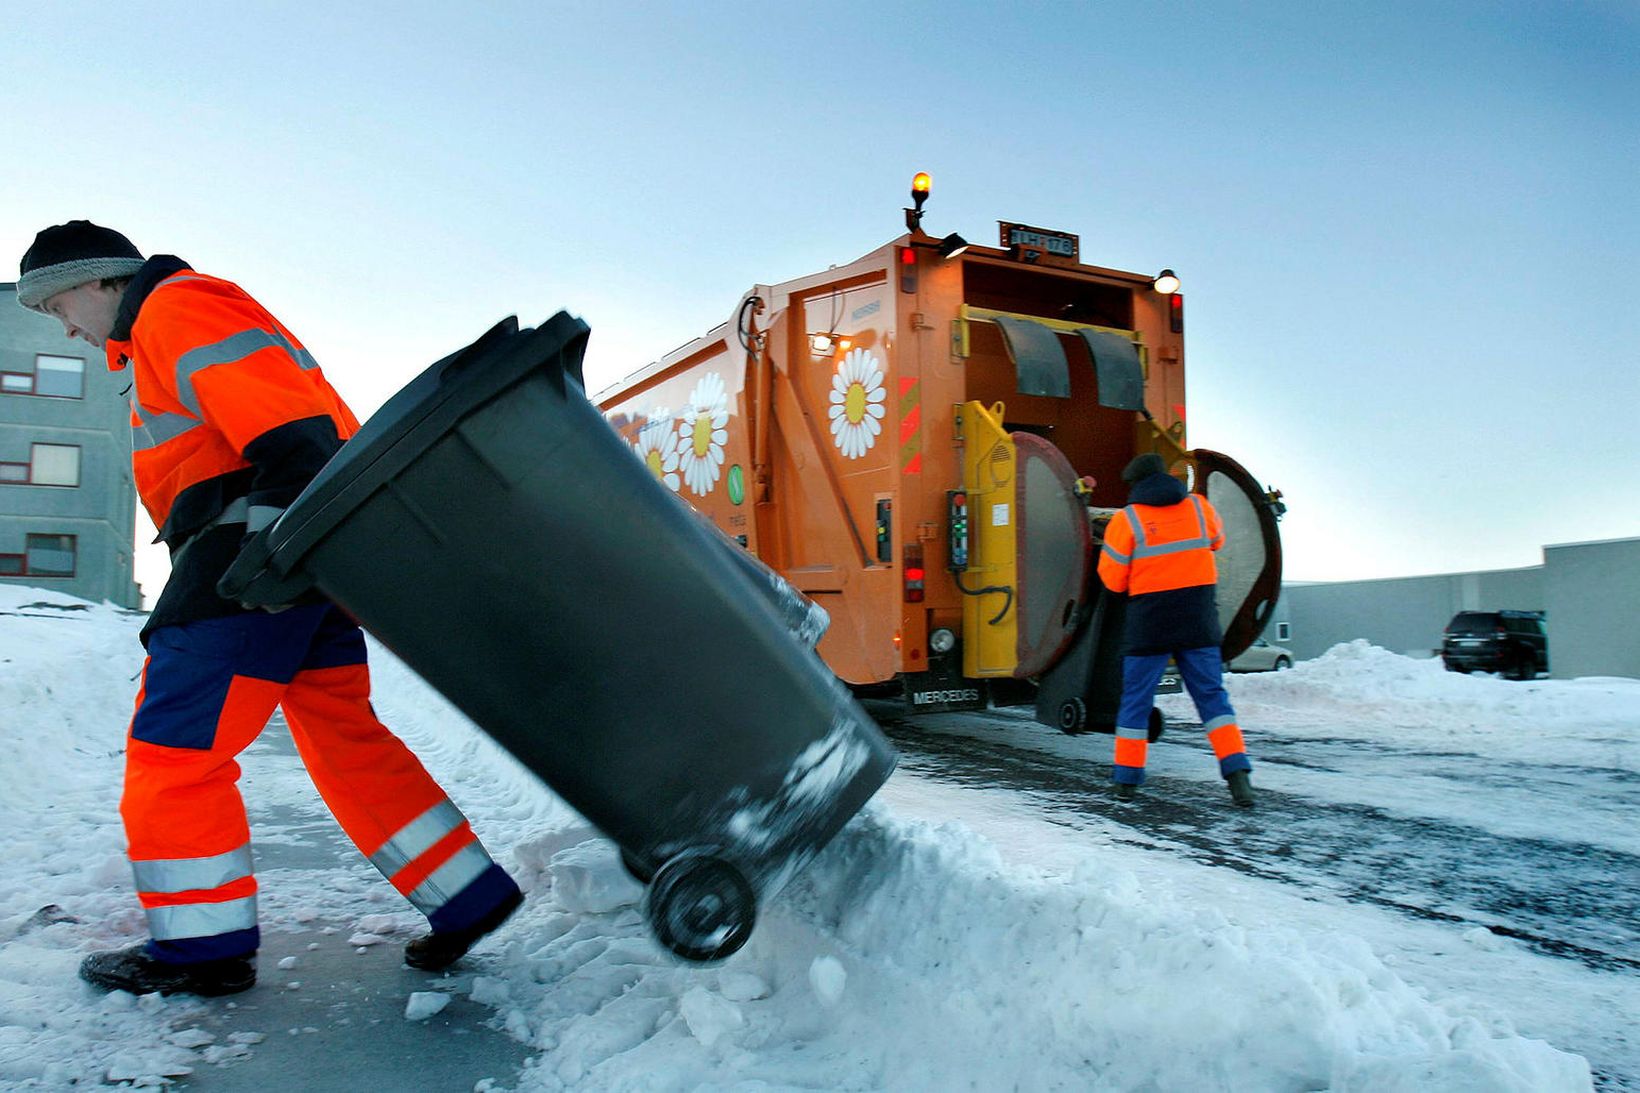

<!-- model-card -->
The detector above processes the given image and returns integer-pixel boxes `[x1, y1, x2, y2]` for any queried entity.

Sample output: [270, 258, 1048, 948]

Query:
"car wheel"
[1512, 654, 1535, 681]
[1273, 656, 1291, 671]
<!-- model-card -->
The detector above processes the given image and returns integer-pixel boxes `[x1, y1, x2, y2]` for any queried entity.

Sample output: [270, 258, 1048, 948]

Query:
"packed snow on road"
[1, 583, 1634, 1090]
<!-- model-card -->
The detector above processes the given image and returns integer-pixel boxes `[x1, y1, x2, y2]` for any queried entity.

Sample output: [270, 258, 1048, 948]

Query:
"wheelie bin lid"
[220, 311, 589, 608]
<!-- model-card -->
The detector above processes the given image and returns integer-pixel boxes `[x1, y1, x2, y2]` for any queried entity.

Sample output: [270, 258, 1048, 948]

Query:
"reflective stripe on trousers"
[146, 896, 259, 941]
[130, 843, 259, 942]
[366, 799, 500, 919]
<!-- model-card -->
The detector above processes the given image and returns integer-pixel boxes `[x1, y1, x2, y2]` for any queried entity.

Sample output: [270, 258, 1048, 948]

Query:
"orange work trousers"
[123, 604, 517, 963]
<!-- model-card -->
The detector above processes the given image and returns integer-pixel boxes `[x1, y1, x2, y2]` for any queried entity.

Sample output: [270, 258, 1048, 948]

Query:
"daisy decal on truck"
[829, 348, 886, 459]
[678, 372, 729, 496]
[633, 408, 681, 492]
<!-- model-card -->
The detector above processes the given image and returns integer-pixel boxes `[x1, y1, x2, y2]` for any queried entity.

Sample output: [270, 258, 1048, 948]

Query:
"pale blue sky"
[4, 1, 1635, 600]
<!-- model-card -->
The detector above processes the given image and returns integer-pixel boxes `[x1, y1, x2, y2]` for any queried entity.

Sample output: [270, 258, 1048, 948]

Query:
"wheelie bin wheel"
[1057, 698, 1087, 735]
[645, 854, 757, 962]
[1147, 707, 1166, 743]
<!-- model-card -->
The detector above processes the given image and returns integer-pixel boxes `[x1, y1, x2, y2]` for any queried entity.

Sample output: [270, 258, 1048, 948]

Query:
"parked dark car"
[1441, 610, 1547, 680]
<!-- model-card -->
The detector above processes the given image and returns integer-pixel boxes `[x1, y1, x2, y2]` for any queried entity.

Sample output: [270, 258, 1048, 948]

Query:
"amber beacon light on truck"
[596, 172, 1285, 734]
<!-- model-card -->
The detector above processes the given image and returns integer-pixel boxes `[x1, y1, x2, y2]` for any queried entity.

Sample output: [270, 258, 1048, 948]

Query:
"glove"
[219, 528, 291, 611]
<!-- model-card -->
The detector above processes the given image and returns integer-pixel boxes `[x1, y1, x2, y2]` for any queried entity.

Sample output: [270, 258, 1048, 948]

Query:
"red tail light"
[899, 247, 918, 294]
[903, 543, 925, 602]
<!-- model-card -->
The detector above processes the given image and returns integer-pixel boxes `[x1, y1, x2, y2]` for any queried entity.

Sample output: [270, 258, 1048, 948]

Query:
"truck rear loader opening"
[597, 174, 1283, 733]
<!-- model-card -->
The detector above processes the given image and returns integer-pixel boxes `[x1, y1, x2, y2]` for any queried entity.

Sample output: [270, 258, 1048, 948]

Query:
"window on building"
[36, 355, 85, 398]
[1277, 622, 1291, 641]
[0, 445, 81, 486]
[0, 355, 85, 399]
[24, 534, 77, 577]
[30, 444, 81, 486]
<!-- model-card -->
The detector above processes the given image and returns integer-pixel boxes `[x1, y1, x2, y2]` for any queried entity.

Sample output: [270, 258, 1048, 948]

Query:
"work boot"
[405, 888, 523, 971]
[1114, 782, 1138, 802]
[1227, 770, 1255, 809]
[79, 943, 255, 997]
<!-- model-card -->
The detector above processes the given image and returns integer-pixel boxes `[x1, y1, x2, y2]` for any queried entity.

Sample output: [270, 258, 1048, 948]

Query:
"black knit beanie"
[16, 221, 146, 313]
[1122, 452, 1168, 483]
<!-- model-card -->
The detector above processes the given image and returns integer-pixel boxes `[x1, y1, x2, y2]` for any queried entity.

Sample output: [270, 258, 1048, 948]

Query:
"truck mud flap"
[902, 666, 989, 713]
[992, 315, 1071, 398]
[1077, 329, 1146, 412]
[221, 313, 897, 963]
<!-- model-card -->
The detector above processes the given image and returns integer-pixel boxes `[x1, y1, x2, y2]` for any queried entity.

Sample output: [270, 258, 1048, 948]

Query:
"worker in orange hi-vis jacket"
[1096, 452, 1255, 808]
[17, 221, 524, 998]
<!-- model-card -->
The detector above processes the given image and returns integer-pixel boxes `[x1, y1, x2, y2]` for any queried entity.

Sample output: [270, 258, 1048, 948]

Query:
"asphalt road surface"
[865, 701, 1640, 977]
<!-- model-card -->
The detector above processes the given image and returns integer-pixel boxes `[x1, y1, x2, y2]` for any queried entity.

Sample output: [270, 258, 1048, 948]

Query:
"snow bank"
[471, 811, 1586, 1091]
[1220, 640, 1639, 772]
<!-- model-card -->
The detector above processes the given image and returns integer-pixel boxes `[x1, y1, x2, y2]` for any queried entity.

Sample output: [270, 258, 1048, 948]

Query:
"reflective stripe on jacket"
[104, 258, 360, 637]
[105, 261, 359, 543]
[1097, 492, 1224, 596]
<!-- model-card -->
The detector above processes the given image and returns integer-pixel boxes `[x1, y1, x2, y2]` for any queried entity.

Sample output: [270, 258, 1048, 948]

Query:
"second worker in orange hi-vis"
[1096, 452, 1256, 809]
[17, 221, 524, 998]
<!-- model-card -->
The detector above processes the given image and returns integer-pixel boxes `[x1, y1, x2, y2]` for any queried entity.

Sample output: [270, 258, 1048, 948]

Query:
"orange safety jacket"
[1096, 472, 1226, 655]
[105, 257, 360, 639]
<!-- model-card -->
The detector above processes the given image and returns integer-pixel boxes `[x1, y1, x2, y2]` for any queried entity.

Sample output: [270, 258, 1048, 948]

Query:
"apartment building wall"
[0, 283, 142, 608]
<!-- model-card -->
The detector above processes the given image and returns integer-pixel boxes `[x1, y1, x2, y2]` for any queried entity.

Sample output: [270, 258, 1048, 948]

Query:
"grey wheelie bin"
[220, 312, 897, 962]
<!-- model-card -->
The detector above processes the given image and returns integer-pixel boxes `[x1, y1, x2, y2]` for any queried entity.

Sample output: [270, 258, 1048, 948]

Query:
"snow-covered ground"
[1, 583, 1634, 1091]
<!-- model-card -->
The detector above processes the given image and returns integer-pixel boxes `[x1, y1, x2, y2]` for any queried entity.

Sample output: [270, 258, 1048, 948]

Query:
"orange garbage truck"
[596, 174, 1284, 733]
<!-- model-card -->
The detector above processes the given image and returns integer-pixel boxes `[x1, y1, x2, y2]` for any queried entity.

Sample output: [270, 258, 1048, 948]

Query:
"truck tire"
[1057, 698, 1088, 735]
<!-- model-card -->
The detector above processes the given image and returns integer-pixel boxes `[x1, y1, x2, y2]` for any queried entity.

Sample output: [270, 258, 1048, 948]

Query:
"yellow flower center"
[692, 414, 714, 458]
[845, 382, 867, 425]
[645, 449, 664, 478]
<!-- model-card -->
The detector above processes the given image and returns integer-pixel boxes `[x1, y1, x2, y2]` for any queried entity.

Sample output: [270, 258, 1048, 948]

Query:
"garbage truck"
[595, 174, 1284, 734]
